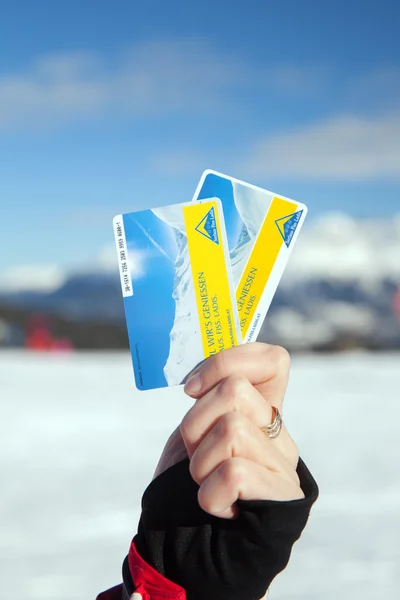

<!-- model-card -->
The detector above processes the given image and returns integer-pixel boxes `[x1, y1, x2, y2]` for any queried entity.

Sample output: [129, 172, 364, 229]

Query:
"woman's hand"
[136, 344, 318, 600]
[154, 343, 303, 519]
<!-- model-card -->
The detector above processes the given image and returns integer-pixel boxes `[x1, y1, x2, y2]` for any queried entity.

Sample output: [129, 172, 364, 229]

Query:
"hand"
[154, 343, 304, 519]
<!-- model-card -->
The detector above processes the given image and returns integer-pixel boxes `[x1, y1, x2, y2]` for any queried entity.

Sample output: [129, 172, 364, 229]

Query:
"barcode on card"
[113, 215, 133, 297]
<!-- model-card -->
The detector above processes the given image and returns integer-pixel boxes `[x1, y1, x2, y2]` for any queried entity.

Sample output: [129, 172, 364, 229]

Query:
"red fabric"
[128, 539, 187, 600]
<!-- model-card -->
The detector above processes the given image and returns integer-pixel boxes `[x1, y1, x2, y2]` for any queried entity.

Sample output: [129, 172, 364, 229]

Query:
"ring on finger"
[260, 407, 283, 439]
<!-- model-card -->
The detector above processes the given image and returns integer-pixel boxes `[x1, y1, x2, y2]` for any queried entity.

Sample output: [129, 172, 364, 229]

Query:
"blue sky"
[0, 0, 399, 288]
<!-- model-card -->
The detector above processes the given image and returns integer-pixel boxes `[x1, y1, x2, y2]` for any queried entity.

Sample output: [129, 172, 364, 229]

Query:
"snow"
[0, 351, 399, 599]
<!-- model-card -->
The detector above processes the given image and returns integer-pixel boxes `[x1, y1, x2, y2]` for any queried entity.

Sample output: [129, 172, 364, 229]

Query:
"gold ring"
[260, 407, 282, 439]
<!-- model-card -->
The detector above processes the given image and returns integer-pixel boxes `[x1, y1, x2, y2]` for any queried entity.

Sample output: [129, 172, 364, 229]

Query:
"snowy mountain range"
[261, 213, 400, 349]
[1, 213, 399, 349]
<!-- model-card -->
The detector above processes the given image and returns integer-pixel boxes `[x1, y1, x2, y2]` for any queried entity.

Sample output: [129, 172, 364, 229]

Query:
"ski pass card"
[193, 171, 307, 343]
[113, 198, 241, 391]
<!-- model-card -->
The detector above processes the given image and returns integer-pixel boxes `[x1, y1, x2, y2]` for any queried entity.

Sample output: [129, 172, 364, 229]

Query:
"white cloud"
[284, 211, 400, 284]
[347, 67, 400, 112]
[0, 41, 339, 133]
[2, 43, 399, 187]
[152, 151, 210, 176]
[97, 244, 119, 271]
[0, 40, 248, 131]
[265, 64, 327, 96]
[244, 112, 400, 181]
[154, 110, 400, 181]
[0, 265, 67, 293]
[0, 244, 146, 294]
[94, 243, 146, 279]
[127, 250, 145, 280]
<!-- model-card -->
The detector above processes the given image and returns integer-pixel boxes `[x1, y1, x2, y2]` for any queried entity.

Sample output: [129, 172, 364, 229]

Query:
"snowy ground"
[0, 350, 399, 600]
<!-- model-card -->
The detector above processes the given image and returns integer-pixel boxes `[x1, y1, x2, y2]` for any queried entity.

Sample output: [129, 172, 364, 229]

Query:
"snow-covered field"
[0, 351, 399, 600]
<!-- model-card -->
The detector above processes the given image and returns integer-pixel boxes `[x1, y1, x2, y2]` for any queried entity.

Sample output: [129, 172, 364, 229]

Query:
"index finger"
[184, 343, 290, 404]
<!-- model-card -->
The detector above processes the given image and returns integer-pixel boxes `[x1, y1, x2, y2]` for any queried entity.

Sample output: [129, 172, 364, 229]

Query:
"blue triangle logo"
[275, 210, 303, 248]
[195, 207, 219, 244]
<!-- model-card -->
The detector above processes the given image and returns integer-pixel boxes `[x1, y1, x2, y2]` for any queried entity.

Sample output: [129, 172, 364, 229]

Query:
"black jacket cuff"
[132, 457, 318, 600]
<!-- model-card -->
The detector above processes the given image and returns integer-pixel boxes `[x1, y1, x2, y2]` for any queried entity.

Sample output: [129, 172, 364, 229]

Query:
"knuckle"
[189, 455, 201, 484]
[220, 457, 246, 488]
[211, 350, 228, 378]
[218, 374, 249, 406]
[216, 412, 244, 443]
[197, 486, 213, 514]
[179, 412, 194, 444]
[272, 345, 291, 372]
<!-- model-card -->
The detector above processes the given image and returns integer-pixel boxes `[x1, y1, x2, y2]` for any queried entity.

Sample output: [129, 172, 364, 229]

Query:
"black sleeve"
[129, 456, 319, 600]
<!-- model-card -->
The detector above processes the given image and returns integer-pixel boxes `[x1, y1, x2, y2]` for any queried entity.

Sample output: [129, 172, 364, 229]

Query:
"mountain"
[1, 213, 399, 350]
[0, 272, 124, 322]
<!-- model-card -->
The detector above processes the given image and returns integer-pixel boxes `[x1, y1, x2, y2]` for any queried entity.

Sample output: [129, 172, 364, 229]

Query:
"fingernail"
[184, 372, 202, 396]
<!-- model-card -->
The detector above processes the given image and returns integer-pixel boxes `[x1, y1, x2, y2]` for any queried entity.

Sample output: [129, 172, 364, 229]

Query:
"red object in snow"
[25, 314, 74, 351]
[393, 287, 400, 319]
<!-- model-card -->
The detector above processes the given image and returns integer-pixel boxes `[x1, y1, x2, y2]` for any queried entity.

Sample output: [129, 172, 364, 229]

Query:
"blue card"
[114, 199, 240, 391]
